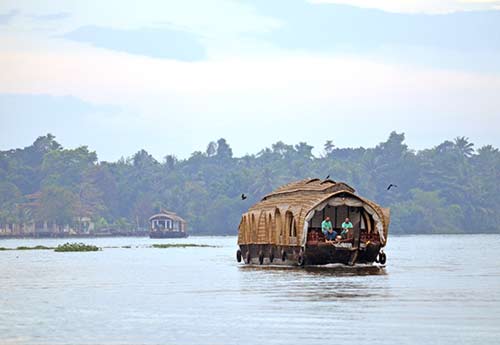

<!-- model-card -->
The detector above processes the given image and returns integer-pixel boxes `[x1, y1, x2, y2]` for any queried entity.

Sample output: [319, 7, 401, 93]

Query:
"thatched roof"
[149, 210, 186, 223]
[259, 178, 355, 203]
[238, 178, 390, 246]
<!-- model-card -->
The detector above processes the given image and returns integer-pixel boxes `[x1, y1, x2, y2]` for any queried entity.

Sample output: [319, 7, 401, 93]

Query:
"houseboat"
[149, 211, 188, 238]
[236, 178, 390, 266]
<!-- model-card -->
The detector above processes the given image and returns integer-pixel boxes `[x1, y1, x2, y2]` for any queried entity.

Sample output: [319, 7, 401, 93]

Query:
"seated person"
[341, 217, 353, 239]
[321, 216, 337, 241]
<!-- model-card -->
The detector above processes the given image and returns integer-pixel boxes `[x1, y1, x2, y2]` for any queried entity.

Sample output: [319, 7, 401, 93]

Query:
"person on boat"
[341, 218, 353, 239]
[321, 216, 336, 241]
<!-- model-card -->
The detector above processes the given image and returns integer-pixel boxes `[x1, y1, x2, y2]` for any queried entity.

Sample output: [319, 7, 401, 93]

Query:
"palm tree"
[454, 136, 475, 158]
[324, 140, 335, 156]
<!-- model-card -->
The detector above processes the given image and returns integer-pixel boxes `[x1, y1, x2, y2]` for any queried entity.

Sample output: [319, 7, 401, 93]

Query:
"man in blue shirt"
[321, 216, 337, 242]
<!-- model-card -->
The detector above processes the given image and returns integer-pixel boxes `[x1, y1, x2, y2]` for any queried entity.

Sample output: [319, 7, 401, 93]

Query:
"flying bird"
[241, 193, 247, 200]
[387, 184, 398, 190]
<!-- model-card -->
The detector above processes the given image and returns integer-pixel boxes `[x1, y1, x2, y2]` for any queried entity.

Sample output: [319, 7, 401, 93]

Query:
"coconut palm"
[454, 136, 475, 157]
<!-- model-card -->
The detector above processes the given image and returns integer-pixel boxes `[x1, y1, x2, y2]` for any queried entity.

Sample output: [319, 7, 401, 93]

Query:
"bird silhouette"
[387, 184, 398, 190]
[241, 193, 247, 200]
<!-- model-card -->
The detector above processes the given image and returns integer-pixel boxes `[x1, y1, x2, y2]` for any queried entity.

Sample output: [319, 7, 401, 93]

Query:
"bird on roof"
[387, 184, 398, 190]
[241, 193, 247, 200]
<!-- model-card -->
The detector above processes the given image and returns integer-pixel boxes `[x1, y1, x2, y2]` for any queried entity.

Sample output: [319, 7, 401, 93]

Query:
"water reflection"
[239, 264, 386, 276]
[238, 264, 389, 302]
[304, 264, 386, 276]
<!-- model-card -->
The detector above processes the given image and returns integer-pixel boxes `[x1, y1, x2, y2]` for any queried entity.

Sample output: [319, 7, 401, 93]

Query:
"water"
[1, 235, 499, 345]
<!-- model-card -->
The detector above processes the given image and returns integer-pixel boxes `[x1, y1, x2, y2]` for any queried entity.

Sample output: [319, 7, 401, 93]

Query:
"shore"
[0, 231, 149, 239]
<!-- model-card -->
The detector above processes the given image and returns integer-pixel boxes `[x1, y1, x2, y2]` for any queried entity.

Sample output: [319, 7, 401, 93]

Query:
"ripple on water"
[0, 235, 500, 345]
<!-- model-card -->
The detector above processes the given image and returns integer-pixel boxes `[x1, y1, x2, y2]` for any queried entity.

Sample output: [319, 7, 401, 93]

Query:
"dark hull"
[149, 231, 188, 239]
[238, 242, 382, 266]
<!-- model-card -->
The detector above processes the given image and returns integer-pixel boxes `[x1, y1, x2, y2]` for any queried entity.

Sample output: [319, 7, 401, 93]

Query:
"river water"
[0, 235, 499, 345]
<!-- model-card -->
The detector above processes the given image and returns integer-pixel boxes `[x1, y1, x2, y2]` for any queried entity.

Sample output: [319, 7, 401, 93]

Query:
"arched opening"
[305, 196, 381, 247]
[243, 215, 251, 243]
[257, 212, 267, 243]
[268, 213, 273, 242]
[238, 216, 246, 243]
[285, 211, 296, 238]
[251, 214, 257, 243]
[274, 209, 282, 243]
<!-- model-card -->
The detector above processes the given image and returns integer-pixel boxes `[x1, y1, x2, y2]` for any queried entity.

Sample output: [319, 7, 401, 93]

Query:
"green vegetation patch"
[151, 243, 217, 249]
[16, 245, 53, 250]
[0, 245, 53, 251]
[2, 133, 499, 236]
[54, 242, 100, 252]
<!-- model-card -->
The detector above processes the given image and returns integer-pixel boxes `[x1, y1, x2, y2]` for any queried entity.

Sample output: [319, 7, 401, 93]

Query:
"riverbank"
[0, 231, 149, 239]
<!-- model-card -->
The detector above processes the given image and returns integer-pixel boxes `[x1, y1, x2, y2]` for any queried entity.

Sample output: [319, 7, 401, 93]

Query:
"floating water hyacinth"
[0, 246, 53, 250]
[54, 243, 100, 252]
[16, 245, 53, 250]
[151, 244, 217, 249]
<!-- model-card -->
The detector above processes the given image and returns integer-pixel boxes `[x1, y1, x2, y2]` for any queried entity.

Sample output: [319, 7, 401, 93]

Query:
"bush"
[16, 245, 52, 250]
[54, 242, 100, 252]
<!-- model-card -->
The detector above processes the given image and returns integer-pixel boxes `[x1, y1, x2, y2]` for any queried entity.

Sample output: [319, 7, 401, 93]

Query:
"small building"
[237, 178, 390, 266]
[0, 192, 95, 238]
[149, 210, 188, 238]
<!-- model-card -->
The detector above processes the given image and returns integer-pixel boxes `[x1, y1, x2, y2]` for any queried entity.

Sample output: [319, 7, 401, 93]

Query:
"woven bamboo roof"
[248, 178, 359, 214]
[149, 210, 186, 223]
[260, 178, 355, 201]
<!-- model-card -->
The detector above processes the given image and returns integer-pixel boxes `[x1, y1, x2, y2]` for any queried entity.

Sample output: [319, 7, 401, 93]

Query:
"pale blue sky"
[1, 0, 499, 160]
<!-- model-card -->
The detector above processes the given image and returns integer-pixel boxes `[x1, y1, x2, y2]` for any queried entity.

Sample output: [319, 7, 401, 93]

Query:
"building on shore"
[0, 192, 94, 237]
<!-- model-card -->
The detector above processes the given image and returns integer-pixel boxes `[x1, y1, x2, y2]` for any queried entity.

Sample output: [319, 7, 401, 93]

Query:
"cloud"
[0, 9, 19, 25]
[32, 12, 71, 21]
[62, 25, 206, 61]
[0, 1, 499, 159]
[247, 0, 500, 54]
[309, 0, 500, 14]
[0, 93, 137, 161]
[1, 47, 499, 159]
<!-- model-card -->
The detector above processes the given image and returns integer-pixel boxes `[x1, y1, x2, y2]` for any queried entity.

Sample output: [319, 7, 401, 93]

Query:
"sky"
[1, 0, 500, 161]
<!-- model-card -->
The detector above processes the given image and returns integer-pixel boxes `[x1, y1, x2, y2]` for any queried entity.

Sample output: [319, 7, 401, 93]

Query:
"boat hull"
[149, 231, 188, 239]
[238, 243, 381, 266]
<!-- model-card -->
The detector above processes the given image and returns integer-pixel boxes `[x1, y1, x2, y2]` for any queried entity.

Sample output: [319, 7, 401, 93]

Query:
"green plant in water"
[16, 245, 53, 250]
[54, 242, 100, 252]
[151, 243, 217, 248]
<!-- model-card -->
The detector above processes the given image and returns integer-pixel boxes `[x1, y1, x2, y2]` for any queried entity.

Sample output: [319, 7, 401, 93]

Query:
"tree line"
[0, 132, 499, 235]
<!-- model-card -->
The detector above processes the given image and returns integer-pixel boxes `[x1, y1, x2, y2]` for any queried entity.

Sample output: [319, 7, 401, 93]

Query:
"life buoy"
[281, 249, 287, 262]
[378, 252, 386, 265]
[297, 254, 305, 267]
[297, 248, 305, 267]
[236, 249, 242, 263]
[258, 251, 264, 265]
